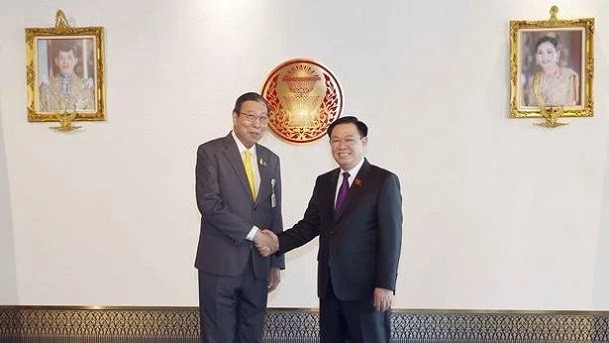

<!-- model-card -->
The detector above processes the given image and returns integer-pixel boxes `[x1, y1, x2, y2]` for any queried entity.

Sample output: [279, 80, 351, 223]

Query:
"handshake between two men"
[253, 229, 279, 257]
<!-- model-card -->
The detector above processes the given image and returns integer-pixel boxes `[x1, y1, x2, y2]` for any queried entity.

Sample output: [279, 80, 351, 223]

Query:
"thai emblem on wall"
[262, 59, 343, 143]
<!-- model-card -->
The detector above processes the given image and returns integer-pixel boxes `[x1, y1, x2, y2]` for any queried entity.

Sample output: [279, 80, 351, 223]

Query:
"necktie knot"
[335, 172, 351, 214]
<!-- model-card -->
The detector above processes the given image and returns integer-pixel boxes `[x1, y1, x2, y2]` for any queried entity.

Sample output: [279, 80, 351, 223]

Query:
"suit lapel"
[221, 134, 253, 200]
[323, 169, 340, 222]
[255, 146, 271, 205]
[334, 159, 371, 221]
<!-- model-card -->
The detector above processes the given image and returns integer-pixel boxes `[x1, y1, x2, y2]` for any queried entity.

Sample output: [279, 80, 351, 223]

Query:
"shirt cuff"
[246, 226, 259, 241]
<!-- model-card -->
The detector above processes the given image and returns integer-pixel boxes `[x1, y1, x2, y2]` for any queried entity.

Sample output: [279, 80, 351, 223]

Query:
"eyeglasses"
[330, 137, 364, 147]
[238, 112, 269, 124]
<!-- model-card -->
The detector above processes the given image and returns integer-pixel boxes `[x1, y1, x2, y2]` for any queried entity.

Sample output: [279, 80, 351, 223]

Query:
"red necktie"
[334, 172, 350, 213]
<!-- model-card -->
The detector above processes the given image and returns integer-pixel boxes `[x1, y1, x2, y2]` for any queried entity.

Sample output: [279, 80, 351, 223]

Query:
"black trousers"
[319, 280, 390, 343]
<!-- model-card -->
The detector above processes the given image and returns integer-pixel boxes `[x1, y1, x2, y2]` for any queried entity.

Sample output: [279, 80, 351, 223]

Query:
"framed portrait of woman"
[26, 10, 105, 122]
[509, 7, 594, 120]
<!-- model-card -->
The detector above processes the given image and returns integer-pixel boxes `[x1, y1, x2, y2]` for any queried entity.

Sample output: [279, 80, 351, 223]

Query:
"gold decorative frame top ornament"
[262, 59, 343, 144]
[26, 10, 105, 122]
[509, 6, 594, 127]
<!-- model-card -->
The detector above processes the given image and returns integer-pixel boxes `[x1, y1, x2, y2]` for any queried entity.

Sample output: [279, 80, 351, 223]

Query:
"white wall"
[0, 73, 18, 304]
[0, 0, 608, 310]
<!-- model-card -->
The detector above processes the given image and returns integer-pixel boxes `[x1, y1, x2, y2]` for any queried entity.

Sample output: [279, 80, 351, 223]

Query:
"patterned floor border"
[0, 306, 608, 342]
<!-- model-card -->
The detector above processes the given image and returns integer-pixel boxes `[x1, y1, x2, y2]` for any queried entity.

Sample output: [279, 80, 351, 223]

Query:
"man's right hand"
[253, 229, 279, 257]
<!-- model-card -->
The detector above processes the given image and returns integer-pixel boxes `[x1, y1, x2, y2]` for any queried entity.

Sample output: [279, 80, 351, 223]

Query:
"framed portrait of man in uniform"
[26, 10, 106, 122]
[509, 6, 594, 122]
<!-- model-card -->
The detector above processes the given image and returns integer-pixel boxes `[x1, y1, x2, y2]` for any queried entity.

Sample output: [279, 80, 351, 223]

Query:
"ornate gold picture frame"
[509, 6, 594, 126]
[26, 10, 105, 122]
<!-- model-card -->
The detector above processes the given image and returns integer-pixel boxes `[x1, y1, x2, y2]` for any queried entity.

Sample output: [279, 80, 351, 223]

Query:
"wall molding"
[1, 306, 608, 342]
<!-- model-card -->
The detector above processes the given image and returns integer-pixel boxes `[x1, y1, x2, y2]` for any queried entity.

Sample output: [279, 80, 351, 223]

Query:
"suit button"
[330, 231, 335, 235]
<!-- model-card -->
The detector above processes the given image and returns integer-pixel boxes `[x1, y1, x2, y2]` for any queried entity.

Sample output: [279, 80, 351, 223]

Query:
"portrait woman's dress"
[526, 67, 579, 106]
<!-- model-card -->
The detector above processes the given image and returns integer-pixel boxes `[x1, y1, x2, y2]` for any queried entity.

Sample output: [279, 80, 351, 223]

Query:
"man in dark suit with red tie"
[257, 116, 403, 343]
[195, 92, 284, 343]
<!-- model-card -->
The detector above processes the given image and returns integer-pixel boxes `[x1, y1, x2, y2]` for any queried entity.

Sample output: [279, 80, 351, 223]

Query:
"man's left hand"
[268, 268, 281, 292]
[373, 287, 393, 312]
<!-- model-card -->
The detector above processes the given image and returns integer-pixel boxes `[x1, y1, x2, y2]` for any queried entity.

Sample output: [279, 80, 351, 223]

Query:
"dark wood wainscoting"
[1, 306, 608, 342]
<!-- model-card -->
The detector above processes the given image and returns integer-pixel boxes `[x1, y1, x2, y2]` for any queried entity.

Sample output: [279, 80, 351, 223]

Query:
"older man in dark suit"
[195, 92, 283, 343]
[258, 116, 402, 343]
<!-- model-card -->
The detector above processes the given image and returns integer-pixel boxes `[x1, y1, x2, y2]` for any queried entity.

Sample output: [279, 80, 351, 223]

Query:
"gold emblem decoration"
[50, 107, 82, 132]
[262, 59, 343, 144]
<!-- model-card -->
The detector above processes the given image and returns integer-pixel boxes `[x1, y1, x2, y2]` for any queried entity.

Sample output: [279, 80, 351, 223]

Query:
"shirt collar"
[341, 158, 365, 178]
[231, 131, 256, 155]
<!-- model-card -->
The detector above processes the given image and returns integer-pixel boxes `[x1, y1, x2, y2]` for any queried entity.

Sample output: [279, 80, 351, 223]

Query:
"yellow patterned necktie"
[243, 150, 257, 200]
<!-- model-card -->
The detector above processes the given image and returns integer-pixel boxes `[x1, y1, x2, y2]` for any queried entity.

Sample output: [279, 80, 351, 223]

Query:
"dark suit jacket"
[278, 159, 402, 301]
[195, 133, 284, 280]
